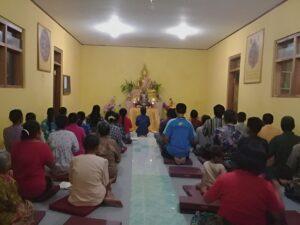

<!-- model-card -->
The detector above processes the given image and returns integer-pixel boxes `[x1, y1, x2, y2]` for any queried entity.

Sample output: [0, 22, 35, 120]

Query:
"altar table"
[129, 107, 160, 132]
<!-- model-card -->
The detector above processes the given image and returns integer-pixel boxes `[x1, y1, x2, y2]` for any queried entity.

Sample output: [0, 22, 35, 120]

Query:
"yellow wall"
[2, 0, 300, 147]
[207, 0, 300, 132]
[0, 0, 81, 147]
[80, 46, 209, 115]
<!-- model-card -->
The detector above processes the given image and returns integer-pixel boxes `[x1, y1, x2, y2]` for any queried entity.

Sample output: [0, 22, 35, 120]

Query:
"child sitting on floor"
[68, 134, 110, 206]
[190, 109, 202, 130]
[97, 121, 121, 182]
[196, 146, 226, 194]
[136, 107, 150, 137]
[162, 103, 195, 165]
[0, 150, 34, 225]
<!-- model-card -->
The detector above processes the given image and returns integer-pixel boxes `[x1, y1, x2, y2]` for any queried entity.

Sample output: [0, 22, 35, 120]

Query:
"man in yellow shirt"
[258, 113, 281, 143]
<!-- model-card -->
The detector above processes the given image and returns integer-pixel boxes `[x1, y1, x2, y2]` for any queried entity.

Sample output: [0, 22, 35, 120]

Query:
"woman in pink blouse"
[66, 113, 86, 155]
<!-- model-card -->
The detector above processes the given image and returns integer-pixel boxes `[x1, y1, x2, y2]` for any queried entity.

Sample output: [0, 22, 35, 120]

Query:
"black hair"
[262, 113, 274, 125]
[234, 137, 267, 175]
[83, 134, 100, 152]
[247, 117, 263, 135]
[213, 104, 225, 118]
[68, 113, 78, 124]
[167, 108, 177, 119]
[25, 112, 36, 122]
[98, 121, 110, 136]
[119, 108, 127, 127]
[201, 114, 211, 124]
[281, 116, 295, 132]
[176, 103, 187, 114]
[88, 105, 101, 128]
[77, 111, 85, 126]
[105, 111, 118, 123]
[140, 107, 147, 115]
[55, 115, 68, 129]
[223, 109, 237, 124]
[59, 107, 67, 116]
[208, 145, 224, 160]
[46, 107, 55, 132]
[9, 109, 23, 124]
[21, 120, 41, 140]
[237, 112, 247, 123]
[190, 110, 198, 119]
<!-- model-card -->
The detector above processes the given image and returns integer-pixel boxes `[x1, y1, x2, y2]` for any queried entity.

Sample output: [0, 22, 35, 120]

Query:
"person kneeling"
[68, 134, 110, 206]
[162, 103, 195, 165]
[196, 146, 226, 194]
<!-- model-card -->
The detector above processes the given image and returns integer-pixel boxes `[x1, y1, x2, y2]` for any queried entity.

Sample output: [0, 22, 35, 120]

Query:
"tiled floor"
[34, 133, 299, 225]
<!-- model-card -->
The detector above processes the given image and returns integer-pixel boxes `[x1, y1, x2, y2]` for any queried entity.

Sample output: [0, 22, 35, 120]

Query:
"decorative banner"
[244, 29, 264, 84]
[38, 23, 51, 72]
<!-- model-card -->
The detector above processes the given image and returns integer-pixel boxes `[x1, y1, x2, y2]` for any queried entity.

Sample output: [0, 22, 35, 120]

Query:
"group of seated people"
[0, 105, 135, 224]
[155, 103, 300, 225]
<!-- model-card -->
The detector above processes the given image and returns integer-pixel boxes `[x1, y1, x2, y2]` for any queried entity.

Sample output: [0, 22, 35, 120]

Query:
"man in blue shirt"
[162, 103, 195, 164]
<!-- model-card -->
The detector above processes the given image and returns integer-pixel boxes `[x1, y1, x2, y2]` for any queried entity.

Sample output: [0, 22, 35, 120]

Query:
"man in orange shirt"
[258, 113, 281, 143]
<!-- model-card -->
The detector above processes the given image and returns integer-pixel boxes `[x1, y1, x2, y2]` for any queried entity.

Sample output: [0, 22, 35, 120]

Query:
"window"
[0, 16, 23, 88]
[273, 33, 300, 97]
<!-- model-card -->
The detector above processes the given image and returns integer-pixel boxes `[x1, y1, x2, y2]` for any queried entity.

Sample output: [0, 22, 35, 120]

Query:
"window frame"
[273, 32, 300, 98]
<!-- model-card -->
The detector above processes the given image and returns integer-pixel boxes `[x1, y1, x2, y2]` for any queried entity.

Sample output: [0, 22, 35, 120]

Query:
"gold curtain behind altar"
[129, 108, 160, 132]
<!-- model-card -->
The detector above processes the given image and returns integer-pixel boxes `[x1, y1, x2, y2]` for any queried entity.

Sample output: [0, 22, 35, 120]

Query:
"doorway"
[227, 54, 241, 112]
[53, 47, 63, 114]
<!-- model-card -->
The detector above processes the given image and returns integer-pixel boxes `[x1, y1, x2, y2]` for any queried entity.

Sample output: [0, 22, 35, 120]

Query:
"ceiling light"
[95, 15, 134, 38]
[165, 22, 199, 40]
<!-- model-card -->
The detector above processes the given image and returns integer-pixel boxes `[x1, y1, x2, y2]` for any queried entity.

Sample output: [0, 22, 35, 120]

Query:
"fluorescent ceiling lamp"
[165, 22, 199, 40]
[95, 15, 134, 38]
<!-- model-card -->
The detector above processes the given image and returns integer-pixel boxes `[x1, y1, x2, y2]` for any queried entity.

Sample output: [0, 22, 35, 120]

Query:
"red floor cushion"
[285, 210, 300, 225]
[63, 216, 122, 225]
[49, 196, 123, 217]
[183, 185, 200, 196]
[179, 195, 220, 214]
[169, 166, 202, 178]
[33, 210, 46, 225]
[163, 158, 193, 165]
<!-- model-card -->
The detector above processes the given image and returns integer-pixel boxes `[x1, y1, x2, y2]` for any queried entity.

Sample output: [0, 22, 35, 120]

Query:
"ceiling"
[32, 0, 285, 49]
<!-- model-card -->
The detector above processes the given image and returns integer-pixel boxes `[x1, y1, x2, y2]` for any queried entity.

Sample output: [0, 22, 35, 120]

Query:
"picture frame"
[37, 23, 51, 72]
[63, 75, 71, 95]
[244, 29, 265, 84]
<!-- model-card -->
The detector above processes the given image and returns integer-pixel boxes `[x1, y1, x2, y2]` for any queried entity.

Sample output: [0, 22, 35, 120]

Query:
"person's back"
[97, 122, 121, 180]
[258, 113, 281, 142]
[69, 135, 109, 206]
[136, 107, 150, 137]
[12, 141, 53, 199]
[205, 170, 283, 225]
[3, 109, 23, 152]
[269, 116, 300, 176]
[66, 113, 86, 155]
[204, 138, 284, 225]
[69, 154, 108, 206]
[203, 104, 225, 139]
[163, 103, 195, 159]
[287, 144, 300, 178]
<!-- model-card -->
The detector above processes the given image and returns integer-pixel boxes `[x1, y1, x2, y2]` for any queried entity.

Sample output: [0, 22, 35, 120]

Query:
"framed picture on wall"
[244, 29, 264, 84]
[37, 23, 51, 72]
[63, 75, 71, 95]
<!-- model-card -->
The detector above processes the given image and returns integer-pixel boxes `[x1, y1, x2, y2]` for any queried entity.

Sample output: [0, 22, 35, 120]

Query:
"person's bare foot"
[174, 157, 186, 165]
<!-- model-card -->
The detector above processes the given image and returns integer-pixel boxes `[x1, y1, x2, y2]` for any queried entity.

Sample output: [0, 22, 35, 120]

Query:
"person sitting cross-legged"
[68, 134, 110, 206]
[11, 121, 56, 201]
[0, 150, 34, 225]
[258, 113, 281, 143]
[136, 107, 150, 137]
[162, 103, 195, 165]
[97, 121, 121, 182]
[204, 137, 285, 225]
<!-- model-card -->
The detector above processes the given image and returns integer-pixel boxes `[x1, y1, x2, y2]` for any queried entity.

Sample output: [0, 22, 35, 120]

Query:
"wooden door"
[227, 55, 241, 112]
[53, 47, 62, 114]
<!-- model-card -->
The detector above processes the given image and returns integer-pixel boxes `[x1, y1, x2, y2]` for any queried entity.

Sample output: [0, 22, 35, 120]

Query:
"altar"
[129, 107, 160, 132]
